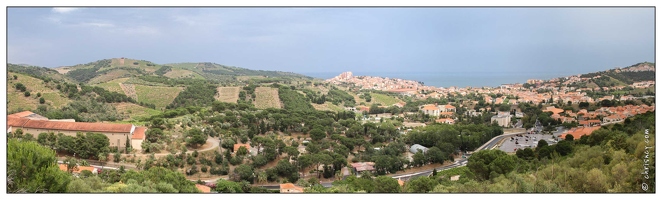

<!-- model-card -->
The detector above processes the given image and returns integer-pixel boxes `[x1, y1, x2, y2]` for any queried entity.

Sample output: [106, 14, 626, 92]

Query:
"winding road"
[254, 129, 530, 189]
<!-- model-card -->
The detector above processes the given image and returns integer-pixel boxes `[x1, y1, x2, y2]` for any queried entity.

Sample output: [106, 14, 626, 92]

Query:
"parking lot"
[499, 132, 559, 153]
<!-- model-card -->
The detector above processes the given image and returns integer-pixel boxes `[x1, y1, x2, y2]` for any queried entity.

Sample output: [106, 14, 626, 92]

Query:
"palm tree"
[65, 156, 77, 173]
[257, 171, 268, 185]
[98, 152, 107, 169]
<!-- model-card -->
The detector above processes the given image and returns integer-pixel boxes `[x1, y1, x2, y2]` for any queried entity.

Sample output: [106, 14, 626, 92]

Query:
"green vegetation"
[167, 84, 217, 109]
[7, 138, 71, 193]
[135, 85, 183, 109]
[66, 59, 112, 82]
[154, 65, 173, 76]
[278, 85, 314, 111]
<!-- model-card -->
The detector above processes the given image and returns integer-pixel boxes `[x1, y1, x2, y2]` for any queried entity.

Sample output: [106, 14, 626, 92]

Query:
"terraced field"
[215, 87, 240, 103]
[164, 68, 203, 79]
[88, 70, 132, 84]
[254, 87, 281, 109]
[113, 102, 162, 120]
[95, 78, 129, 94]
[134, 85, 184, 109]
[120, 83, 138, 100]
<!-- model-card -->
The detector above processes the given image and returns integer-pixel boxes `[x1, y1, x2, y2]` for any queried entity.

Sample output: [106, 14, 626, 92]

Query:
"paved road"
[256, 129, 525, 189]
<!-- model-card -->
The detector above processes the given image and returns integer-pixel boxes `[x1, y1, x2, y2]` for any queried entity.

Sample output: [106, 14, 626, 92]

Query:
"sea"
[300, 71, 573, 88]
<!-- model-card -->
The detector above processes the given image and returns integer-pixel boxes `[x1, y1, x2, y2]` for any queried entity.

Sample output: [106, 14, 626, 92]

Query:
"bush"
[24, 91, 31, 97]
[187, 165, 199, 175]
[39, 97, 45, 104]
[201, 166, 208, 173]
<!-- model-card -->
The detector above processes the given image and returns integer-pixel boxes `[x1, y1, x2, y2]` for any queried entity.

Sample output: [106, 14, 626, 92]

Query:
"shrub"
[201, 166, 208, 173]
[24, 91, 31, 97]
[39, 97, 45, 104]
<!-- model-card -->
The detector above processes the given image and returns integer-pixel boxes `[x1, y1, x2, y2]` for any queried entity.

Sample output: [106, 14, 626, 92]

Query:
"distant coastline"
[301, 71, 572, 88]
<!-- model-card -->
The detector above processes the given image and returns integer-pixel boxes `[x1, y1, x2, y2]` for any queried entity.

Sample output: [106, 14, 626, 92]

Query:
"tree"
[125, 135, 131, 153]
[146, 128, 164, 143]
[425, 147, 445, 164]
[515, 148, 535, 160]
[536, 140, 548, 151]
[405, 176, 437, 193]
[310, 128, 326, 141]
[236, 146, 249, 156]
[98, 152, 107, 168]
[467, 149, 516, 180]
[15, 83, 26, 92]
[7, 138, 71, 193]
[186, 128, 207, 147]
[114, 151, 121, 162]
[13, 75, 17, 80]
[373, 176, 401, 193]
[215, 179, 243, 193]
[39, 97, 45, 104]
[565, 134, 574, 142]
[232, 164, 255, 183]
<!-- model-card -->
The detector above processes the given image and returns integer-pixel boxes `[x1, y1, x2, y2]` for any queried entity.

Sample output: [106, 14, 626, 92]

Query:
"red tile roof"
[58, 164, 97, 174]
[195, 184, 211, 193]
[280, 183, 304, 193]
[22, 120, 133, 133]
[131, 127, 147, 140]
[8, 111, 36, 118]
[559, 126, 601, 140]
[234, 143, 251, 152]
[7, 116, 31, 127]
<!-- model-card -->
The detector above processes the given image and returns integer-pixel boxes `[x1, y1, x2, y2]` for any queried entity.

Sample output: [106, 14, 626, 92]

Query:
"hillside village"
[6, 59, 656, 193]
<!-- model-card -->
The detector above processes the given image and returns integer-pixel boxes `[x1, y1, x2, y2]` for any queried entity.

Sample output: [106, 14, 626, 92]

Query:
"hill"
[576, 62, 655, 87]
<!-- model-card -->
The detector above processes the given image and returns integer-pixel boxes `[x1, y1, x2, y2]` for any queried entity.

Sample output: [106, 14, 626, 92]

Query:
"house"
[350, 162, 376, 175]
[279, 183, 304, 193]
[559, 126, 601, 140]
[542, 106, 564, 115]
[491, 112, 512, 127]
[131, 127, 147, 151]
[195, 184, 212, 193]
[7, 112, 144, 149]
[58, 164, 98, 175]
[450, 175, 461, 181]
[233, 143, 252, 153]
[435, 118, 455, 124]
[410, 144, 428, 154]
[419, 104, 441, 116]
[439, 104, 456, 112]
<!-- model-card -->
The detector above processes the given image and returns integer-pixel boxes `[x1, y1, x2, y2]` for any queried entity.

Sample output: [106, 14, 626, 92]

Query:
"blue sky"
[7, 7, 655, 76]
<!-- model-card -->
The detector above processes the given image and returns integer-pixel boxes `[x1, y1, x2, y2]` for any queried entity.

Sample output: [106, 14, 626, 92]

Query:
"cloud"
[52, 7, 80, 14]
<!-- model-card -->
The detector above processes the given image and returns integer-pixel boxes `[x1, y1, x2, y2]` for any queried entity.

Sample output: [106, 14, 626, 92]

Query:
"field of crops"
[254, 87, 281, 109]
[215, 87, 240, 103]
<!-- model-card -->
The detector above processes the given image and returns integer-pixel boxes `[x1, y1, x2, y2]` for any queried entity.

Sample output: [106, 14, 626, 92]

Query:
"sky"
[6, 7, 655, 77]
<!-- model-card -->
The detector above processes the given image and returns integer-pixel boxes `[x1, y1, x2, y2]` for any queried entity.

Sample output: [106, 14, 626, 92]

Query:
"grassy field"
[95, 77, 129, 94]
[88, 69, 132, 84]
[134, 85, 184, 109]
[113, 102, 162, 120]
[371, 92, 400, 106]
[215, 87, 240, 103]
[164, 68, 204, 79]
[40, 92, 70, 108]
[7, 92, 37, 112]
[254, 87, 281, 109]
[312, 102, 345, 112]
[7, 72, 70, 111]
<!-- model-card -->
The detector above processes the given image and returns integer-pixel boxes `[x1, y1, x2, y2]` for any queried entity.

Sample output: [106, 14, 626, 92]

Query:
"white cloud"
[52, 7, 80, 14]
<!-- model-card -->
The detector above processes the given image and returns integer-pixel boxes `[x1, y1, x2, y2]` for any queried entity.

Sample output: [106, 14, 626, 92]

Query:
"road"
[256, 129, 529, 189]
